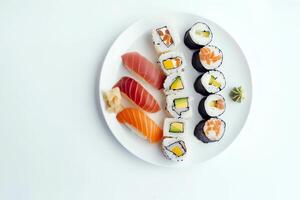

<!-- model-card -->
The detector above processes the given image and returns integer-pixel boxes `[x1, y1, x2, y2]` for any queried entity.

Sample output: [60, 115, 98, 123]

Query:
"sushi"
[166, 93, 193, 119]
[162, 137, 187, 161]
[158, 51, 186, 75]
[163, 118, 186, 137]
[116, 108, 163, 143]
[194, 70, 226, 95]
[121, 52, 166, 90]
[114, 77, 160, 113]
[152, 26, 180, 54]
[198, 94, 226, 118]
[163, 72, 186, 95]
[194, 118, 226, 143]
[184, 22, 213, 49]
[192, 45, 223, 72]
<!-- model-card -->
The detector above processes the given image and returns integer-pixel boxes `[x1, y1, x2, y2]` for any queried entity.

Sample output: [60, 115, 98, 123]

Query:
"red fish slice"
[122, 52, 166, 90]
[116, 108, 163, 143]
[113, 76, 161, 113]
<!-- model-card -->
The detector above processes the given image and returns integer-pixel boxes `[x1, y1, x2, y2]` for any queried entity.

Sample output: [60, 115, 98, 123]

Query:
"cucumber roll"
[194, 70, 226, 95]
[194, 118, 226, 143]
[198, 94, 226, 119]
[192, 45, 223, 72]
[184, 22, 213, 50]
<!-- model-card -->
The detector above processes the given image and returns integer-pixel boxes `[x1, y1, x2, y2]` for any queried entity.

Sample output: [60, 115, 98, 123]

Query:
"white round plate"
[99, 12, 252, 167]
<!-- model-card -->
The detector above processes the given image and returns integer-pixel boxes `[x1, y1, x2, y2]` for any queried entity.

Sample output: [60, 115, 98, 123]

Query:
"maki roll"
[152, 26, 180, 54]
[158, 51, 186, 75]
[163, 118, 186, 137]
[198, 94, 226, 119]
[184, 22, 213, 49]
[194, 118, 226, 143]
[192, 45, 223, 72]
[163, 72, 186, 95]
[194, 70, 226, 95]
[162, 137, 187, 161]
[166, 94, 193, 119]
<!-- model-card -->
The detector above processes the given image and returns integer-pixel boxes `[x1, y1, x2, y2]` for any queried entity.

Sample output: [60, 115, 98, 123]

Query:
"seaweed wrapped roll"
[162, 137, 187, 161]
[184, 22, 213, 49]
[192, 45, 223, 72]
[194, 118, 226, 143]
[194, 70, 226, 95]
[198, 94, 226, 118]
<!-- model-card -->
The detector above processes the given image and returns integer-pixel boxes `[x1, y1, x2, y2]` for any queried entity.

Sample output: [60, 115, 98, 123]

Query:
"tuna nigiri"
[113, 76, 160, 113]
[122, 52, 166, 90]
[116, 108, 163, 143]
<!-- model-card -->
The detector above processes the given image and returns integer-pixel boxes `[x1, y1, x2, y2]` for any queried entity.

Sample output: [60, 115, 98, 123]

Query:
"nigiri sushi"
[122, 52, 166, 90]
[113, 76, 160, 113]
[116, 108, 163, 143]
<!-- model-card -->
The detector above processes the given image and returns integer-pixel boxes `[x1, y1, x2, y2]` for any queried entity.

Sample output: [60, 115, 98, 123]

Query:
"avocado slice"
[170, 76, 184, 90]
[174, 97, 188, 109]
[169, 122, 184, 133]
[208, 75, 221, 88]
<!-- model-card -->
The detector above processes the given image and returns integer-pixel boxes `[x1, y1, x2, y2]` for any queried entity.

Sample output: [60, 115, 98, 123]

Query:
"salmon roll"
[194, 70, 226, 96]
[192, 45, 223, 72]
[198, 94, 226, 119]
[184, 22, 213, 49]
[162, 137, 187, 162]
[152, 26, 180, 54]
[158, 51, 186, 75]
[194, 118, 226, 143]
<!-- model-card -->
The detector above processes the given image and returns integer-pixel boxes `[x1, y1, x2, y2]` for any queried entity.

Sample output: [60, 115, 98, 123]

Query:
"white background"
[0, 0, 299, 199]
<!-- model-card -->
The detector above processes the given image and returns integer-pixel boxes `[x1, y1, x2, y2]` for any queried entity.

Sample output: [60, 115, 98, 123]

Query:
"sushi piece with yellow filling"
[163, 118, 187, 137]
[162, 137, 187, 161]
[158, 51, 186, 75]
[166, 93, 193, 119]
[163, 72, 186, 95]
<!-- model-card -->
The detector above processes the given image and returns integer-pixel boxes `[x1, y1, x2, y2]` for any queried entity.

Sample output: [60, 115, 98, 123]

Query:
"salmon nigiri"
[122, 52, 166, 90]
[116, 108, 163, 143]
[113, 76, 160, 113]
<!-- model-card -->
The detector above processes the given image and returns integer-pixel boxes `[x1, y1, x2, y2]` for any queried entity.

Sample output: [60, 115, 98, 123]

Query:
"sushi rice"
[158, 51, 186, 75]
[163, 72, 186, 95]
[163, 118, 187, 137]
[162, 137, 187, 162]
[166, 93, 193, 119]
[152, 25, 180, 54]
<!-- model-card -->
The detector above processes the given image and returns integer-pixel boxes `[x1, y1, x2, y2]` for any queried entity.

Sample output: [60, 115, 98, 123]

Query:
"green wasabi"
[230, 86, 245, 103]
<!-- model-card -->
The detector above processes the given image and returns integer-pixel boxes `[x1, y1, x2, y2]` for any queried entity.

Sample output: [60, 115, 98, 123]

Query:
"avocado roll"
[152, 26, 180, 54]
[192, 45, 223, 72]
[158, 51, 186, 75]
[166, 93, 193, 119]
[163, 72, 186, 95]
[194, 70, 226, 95]
[198, 94, 226, 119]
[194, 118, 226, 143]
[163, 118, 186, 137]
[162, 137, 187, 161]
[184, 22, 213, 50]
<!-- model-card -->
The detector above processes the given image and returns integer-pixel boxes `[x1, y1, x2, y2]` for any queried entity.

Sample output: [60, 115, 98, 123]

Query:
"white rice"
[166, 93, 193, 119]
[163, 72, 186, 95]
[162, 137, 187, 162]
[203, 118, 225, 141]
[199, 45, 223, 70]
[204, 94, 226, 117]
[163, 118, 187, 137]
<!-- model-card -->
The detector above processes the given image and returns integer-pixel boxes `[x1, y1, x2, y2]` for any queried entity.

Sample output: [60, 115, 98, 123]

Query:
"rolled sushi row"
[152, 25, 190, 161]
[184, 22, 227, 143]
